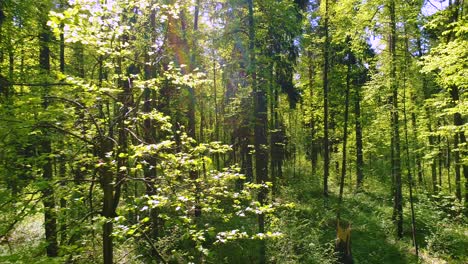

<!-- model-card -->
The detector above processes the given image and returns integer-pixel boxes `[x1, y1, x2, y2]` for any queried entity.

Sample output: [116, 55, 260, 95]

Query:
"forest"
[0, 0, 466, 263]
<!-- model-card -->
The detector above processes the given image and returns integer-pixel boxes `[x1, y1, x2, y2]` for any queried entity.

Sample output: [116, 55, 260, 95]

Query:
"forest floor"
[0, 164, 467, 263]
[278, 163, 468, 264]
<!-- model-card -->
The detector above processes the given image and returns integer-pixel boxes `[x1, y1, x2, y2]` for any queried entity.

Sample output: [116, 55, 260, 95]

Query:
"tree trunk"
[269, 63, 277, 195]
[338, 47, 352, 216]
[410, 111, 423, 184]
[98, 137, 114, 264]
[389, 0, 403, 238]
[449, 85, 468, 207]
[447, 141, 452, 193]
[437, 131, 443, 190]
[212, 57, 220, 170]
[336, 50, 353, 264]
[307, 54, 318, 176]
[190, 0, 202, 217]
[354, 74, 364, 190]
[39, 13, 58, 257]
[248, 0, 268, 262]
[58, 15, 67, 245]
[143, 10, 162, 242]
[402, 29, 418, 257]
[426, 113, 439, 193]
[454, 134, 462, 201]
[323, 0, 330, 198]
[446, 0, 467, 208]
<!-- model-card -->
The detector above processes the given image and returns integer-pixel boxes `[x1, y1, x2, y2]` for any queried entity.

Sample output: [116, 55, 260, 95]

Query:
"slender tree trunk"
[450, 85, 468, 207]
[454, 134, 462, 201]
[248, 0, 268, 262]
[59, 158, 67, 244]
[389, 0, 403, 238]
[323, 0, 330, 198]
[143, 10, 162, 242]
[336, 48, 353, 261]
[438, 134, 443, 189]
[355, 76, 364, 190]
[338, 47, 352, 217]
[0, 9, 3, 63]
[7, 49, 12, 98]
[411, 111, 423, 184]
[98, 136, 114, 264]
[414, 38, 427, 186]
[275, 88, 283, 180]
[190, 0, 202, 217]
[186, 6, 196, 140]
[307, 54, 318, 175]
[39, 12, 59, 257]
[446, 0, 467, 208]
[58, 22, 67, 245]
[426, 116, 439, 193]
[59, 29, 65, 73]
[402, 29, 418, 257]
[212, 56, 220, 170]
[447, 141, 452, 193]
[113, 70, 131, 214]
[269, 63, 277, 195]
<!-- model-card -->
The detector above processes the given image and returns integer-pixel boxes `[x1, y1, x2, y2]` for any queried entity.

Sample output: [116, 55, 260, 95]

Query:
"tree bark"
[98, 137, 114, 264]
[338, 47, 352, 216]
[449, 85, 468, 206]
[389, 0, 403, 238]
[39, 12, 58, 257]
[248, 0, 268, 262]
[426, 111, 439, 193]
[307, 53, 318, 176]
[354, 75, 364, 190]
[402, 29, 418, 257]
[323, 0, 330, 198]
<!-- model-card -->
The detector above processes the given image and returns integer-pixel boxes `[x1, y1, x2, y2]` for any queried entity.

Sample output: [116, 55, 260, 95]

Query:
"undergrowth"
[1, 162, 466, 263]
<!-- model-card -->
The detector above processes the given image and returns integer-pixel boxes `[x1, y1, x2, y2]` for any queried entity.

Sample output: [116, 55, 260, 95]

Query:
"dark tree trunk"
[307, 54, 318, 175]
[7, 49, 12, 98]
[402, 30, 418, 257]
[338, 47, 352, 215]
[212, 57, 220, 170]
[447, 141, 452, 193]
[58, 15, 67, 244]
[389, 0, 403, 238]
[444, 0, 465, 204]
[143, 10, 162, 242]
[248, 0, 268, 262]
[269, 64, 277, 195]
[450, 85, 468, 207]
[97, 137, 114, 264]
[59, 158, 67, 244]
[454, 134, 462, 201]
[59, 31, 65, 73]
[336, 49, 353, 264]
[113, 71, 131, 214]
[411, 111, 423, 184]
[354, 78, 364, 190]
[39, 13, 58, 257]
[190, 0, 202, 217]
[438, 134, 443, 189]
[323, 0, 330, 198]
[426, 115, 439, 193]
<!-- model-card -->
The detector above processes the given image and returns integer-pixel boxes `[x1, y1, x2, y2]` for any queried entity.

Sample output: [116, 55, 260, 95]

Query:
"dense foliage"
[0, 0, 466, 263]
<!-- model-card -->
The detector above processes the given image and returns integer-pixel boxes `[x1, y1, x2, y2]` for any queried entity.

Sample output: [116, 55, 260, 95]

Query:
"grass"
[274, 162, 467, 264]
[0, 160, 466, 263]
[0, 213, 65, 263]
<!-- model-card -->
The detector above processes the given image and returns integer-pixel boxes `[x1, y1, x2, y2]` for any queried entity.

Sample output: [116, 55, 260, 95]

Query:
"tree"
[422, 1, 468, 209]
[322, 0, 331, 198]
